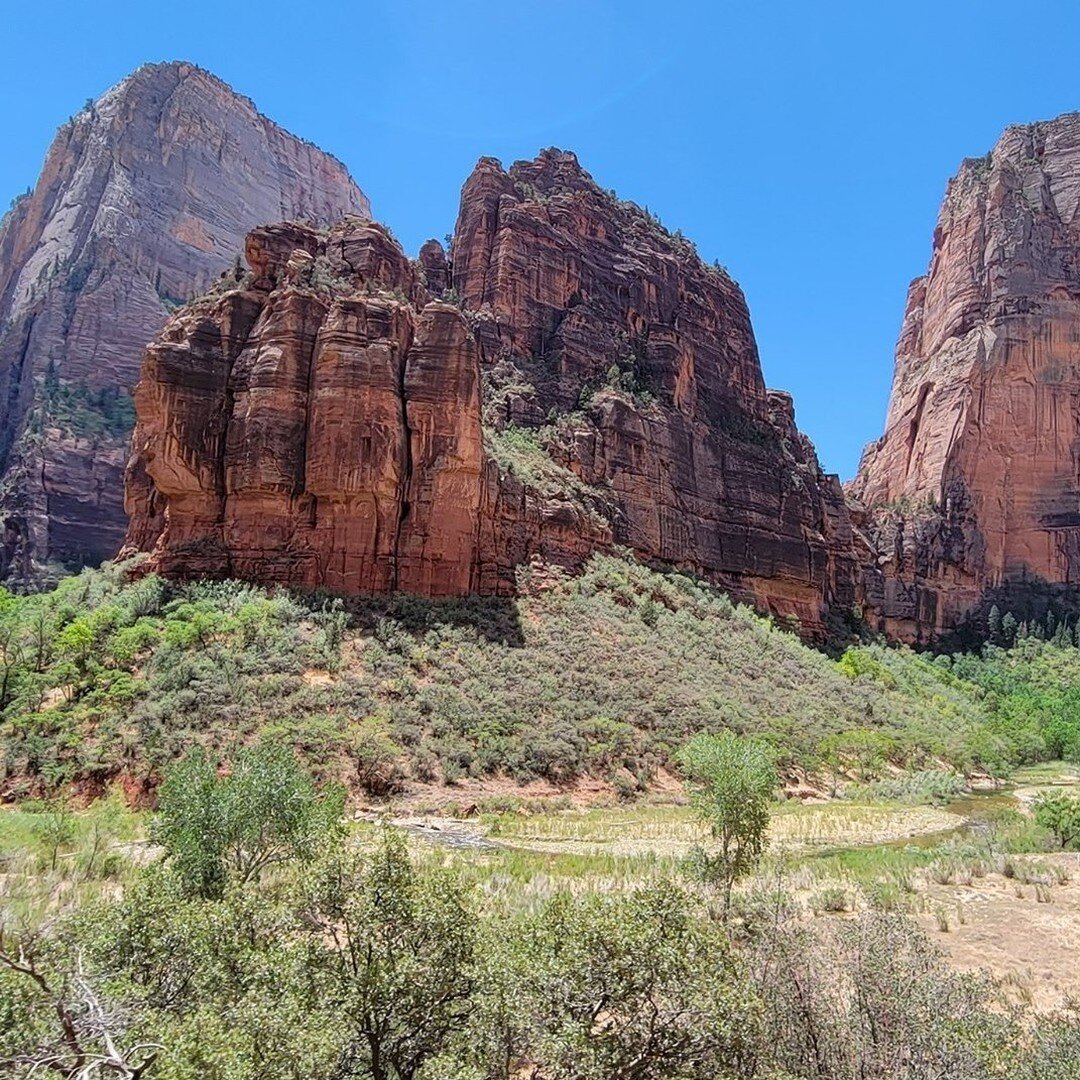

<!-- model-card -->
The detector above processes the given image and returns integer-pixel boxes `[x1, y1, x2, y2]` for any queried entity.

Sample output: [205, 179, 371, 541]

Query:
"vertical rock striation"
[852, 113, 1080, 640]
[126, 151, 856, 637]
[453, 150, 856, 632]
[124, 220, 609, 594]
[119, 119, 1080, 642]
[0, 61, 368, 585]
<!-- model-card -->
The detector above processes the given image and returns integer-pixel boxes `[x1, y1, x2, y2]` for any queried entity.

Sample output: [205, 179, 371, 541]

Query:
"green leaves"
[463, 881, 760, 1080]
[818, 728, 897, 781]
[10, 553, 1080, 814]
[1033, 790, 1080, 849]
[153, 747, 228, 899]
[4, 816, 1080, 1079]
[153, 743, 344, 899]
[678, 731, 776, 910]
[302, 829, 476, 1080]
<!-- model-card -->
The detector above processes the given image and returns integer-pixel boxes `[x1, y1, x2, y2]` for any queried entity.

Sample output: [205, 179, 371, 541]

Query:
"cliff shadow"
[936, 572, 1080, 653]
[340, 592, 526, 648]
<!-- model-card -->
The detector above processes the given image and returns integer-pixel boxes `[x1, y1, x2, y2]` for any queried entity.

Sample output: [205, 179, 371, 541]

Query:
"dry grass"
[911, 853, 1080, 1010]
[447, 793, 1080, 1010]
[9, 773, 1080, 1013]
[474, 799, 963, 863]
[768, 801, 960, 851]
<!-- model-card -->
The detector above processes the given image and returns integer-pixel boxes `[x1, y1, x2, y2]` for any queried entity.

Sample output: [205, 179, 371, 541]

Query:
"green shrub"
[347, 718, 405, 795]
[152, 742, 343, 898]
[7, 555, 1080, 798]
[2, 839, 1061, 1080]
[855, 769, 965, 805]
[679, 731, 776, 913]
[812, 886, 851, 913]
[1033, 791, 1080, 849]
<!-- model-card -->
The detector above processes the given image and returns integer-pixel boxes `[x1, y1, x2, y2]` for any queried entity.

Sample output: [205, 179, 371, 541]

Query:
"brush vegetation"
[4, 554, 1080, 797]
[3, 788, 1079, 1080]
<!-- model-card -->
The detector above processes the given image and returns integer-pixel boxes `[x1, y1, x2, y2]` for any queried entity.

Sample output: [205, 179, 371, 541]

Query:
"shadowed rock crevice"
[392, 332, 414, 592]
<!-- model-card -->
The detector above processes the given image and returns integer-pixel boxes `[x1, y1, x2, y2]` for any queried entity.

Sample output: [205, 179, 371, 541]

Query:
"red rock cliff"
[851, 113, 1080, 640]
[0, 61, 368, 585]
[124, 219, 609, 594]
[126, 151, 856, 636]
[452, 150, 857, 632]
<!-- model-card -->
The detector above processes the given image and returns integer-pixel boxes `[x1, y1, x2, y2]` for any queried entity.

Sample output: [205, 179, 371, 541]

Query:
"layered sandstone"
[852, 113, 1080, 640]
[124, 220, 609, 594]
[0, 61, 368, 585]
[453, 150, 857, 632]
[127, 151, 855, 636]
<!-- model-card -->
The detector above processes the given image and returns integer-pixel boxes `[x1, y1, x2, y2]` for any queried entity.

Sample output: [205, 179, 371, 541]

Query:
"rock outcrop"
[124, 219, 610, 595]
[126, 151, 856, 636]
[852, 113, 1080, 641]
[0, 61, 368, 585]
[452, 150, 857, 632]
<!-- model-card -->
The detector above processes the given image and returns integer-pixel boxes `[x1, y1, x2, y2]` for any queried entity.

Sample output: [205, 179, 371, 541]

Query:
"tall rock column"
[0, 61, 369, 585]
[125, 221, 495, 596]
[453, 149, 856, 634]
[852, 113, 1080, 640]
[126, 152, 860, 638]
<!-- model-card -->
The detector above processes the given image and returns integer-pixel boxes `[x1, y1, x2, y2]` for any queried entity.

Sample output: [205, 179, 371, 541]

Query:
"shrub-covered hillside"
[2, 553, 1080, 799]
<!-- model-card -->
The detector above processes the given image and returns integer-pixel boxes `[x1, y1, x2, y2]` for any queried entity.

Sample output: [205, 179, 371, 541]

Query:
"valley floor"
[10, 763, 1079, 1010]
[384, 762, 1080, 1009]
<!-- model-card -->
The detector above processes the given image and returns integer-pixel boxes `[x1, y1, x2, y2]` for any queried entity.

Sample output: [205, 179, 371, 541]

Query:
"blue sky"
[4, 1, 1080, 479]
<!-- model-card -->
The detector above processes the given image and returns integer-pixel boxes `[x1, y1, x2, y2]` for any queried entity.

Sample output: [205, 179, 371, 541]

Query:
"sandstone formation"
[123, 219, 610, 595]
[852, 113, 1080, 641]
[452, 150, 857, 631]
[0, 61, 368, 585]
[126, 151, 856, 636]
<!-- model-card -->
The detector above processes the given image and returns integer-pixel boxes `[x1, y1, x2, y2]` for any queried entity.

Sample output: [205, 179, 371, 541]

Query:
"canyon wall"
[852, 113, 1080, 641]
[125, 151, 856, 635]
[123, 219, 610, 595]
[0, 61, 368, 585]
[121, 114, 1080, 644]
[451, 150, 857, 628]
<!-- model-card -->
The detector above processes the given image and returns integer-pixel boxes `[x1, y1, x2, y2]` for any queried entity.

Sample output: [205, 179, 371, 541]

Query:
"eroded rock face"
[0, 61, 368, 585]
[851, 114, 1080, 640]
[453, 150, 856, 632]
[124, 220, 610, 594]
[126, 151, 860, 635]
